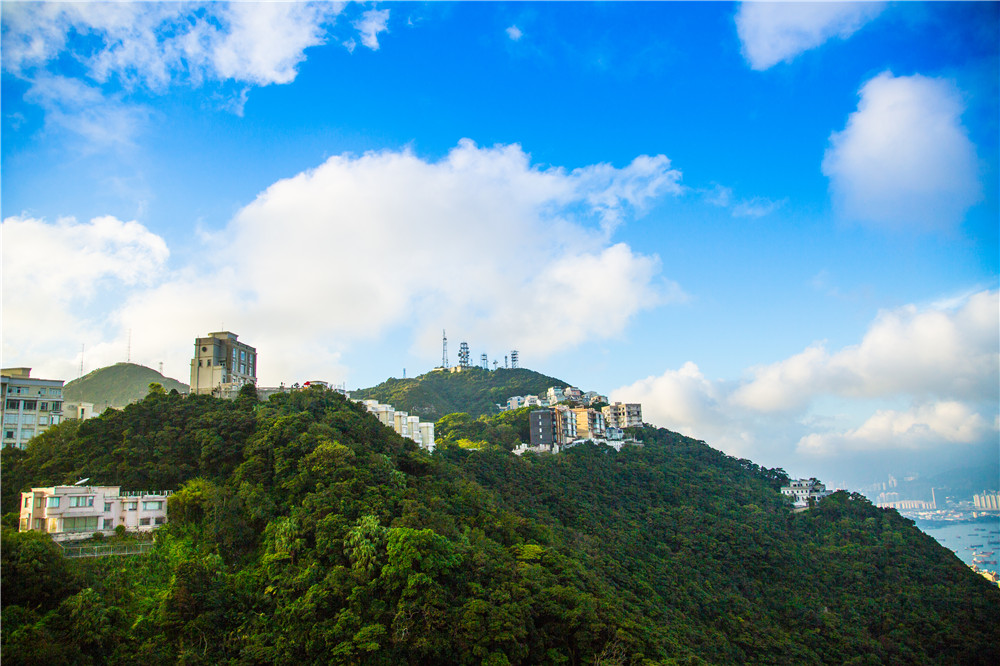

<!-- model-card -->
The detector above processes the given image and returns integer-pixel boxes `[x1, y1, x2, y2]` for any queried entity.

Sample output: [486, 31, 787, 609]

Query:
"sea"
[917, 516, 1000, 577]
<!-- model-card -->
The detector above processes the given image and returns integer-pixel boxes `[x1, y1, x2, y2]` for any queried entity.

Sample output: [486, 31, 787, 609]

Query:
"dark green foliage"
[352, 367, 568, 420]
[63, 362, 189, 412]
[2, 385, 997, 664]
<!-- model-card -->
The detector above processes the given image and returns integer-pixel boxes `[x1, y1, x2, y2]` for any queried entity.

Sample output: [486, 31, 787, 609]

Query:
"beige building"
[19, 485, 170, 542]
[189, 331, 257, 397]
[602, 402, 643, 429]
[2, 368, 64, 449]
[572, 407, 606, 440]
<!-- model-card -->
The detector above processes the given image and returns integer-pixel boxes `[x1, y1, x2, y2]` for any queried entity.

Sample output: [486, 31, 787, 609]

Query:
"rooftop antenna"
[480, 353, 488, 370]
[493, 360, 499, 371]
[459, 342, 470, 368]
[79, 343, 85, 378]
[511, 350, 519, 369]
[442, 329, 449, 369]
[74, 477, 90, 486]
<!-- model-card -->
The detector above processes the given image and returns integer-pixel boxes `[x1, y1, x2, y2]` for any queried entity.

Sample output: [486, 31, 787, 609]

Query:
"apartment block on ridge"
[2, 368, 65, 449]
[189, 331, 257, 398]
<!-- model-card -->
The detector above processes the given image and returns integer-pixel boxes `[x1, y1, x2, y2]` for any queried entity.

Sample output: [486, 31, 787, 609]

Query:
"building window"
[69, 496, 95, 508]
[4, 414, 17, 424]
[139, 518, 151, 526]
[33, 518, 44, 531]
[126, 502, 137, 511]
[63, 516, 98, 532]
[154, 517, 166, 525]
[50, 402, 61, 412]
[104, 502, 112, 512]
[39, 402, 48, 411]
[142, 501, 163, 511]
[5, 399, 19, 410]
[21, 414, 35, 425]
[22, 401, 36, 410]
[21, 429, 34, 439]
[103, 519, 113, 530]
[23, 496, 30, 508]
[38, 388, 46, 395]
[47, 497, 60, 508]
[35, 497, 44, 508]
[38, 416, 49, 426]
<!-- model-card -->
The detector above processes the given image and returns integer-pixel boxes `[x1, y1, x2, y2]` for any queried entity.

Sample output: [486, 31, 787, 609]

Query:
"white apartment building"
[19, 485, 171, 542]
[361, 400, 435, 452]
[2, 368, 64, 449]
[602, 402, 643, 429]
[781, 478, 833, 508]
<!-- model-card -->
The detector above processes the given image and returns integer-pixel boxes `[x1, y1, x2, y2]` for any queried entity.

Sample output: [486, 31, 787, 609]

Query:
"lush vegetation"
[352, 367, 568, 421]
[3, 386, 998, 664]
[63, 362, 189, 413]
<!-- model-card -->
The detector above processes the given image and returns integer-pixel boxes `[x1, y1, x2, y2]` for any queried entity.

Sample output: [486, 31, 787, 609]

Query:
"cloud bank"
[2, 141, 684, 385]
[614, 290, 999, 466]
[736, 2, 885, 70]
[823, 72, 982, 231]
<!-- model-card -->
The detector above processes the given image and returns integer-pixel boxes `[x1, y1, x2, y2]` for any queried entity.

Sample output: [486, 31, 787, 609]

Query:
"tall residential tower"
[189, 331, 257, 398]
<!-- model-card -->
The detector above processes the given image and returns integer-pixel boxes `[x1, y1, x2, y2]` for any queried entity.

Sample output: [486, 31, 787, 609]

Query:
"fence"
[59, 541, 156, 559]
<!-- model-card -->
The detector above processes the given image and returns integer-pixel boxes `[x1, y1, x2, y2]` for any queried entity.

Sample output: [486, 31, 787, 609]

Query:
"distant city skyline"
[2, 2, 997, 488]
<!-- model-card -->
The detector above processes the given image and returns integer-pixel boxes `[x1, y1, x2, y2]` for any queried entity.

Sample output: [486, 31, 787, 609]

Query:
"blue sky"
[2, 2, 997, 488]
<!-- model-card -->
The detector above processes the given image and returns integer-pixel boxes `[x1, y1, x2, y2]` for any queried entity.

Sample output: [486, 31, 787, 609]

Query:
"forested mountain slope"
[352, 366, 568, 420]
[2, 387, 997, 664]
[63, 362, 189, 412]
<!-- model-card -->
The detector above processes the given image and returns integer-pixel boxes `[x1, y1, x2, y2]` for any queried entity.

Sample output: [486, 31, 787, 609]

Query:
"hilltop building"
[2, 368, 64, 449]
[189, 331, 257, 398]
[19, 485, 170, 541]
[602, 402, 643, 429]
[781, 478, 834, 509]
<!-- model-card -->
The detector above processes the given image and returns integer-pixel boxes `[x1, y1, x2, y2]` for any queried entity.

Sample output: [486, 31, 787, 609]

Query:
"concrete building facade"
[602, 402, 643, 429]
[189, 331, 257, 398]
[2, 368, 64, 449]
[19, 485, 171, 541]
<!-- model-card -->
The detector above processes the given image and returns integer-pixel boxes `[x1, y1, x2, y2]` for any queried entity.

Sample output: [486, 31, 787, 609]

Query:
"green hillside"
[63, 362, 188, 412]
[2, 386, 997, 664]
[352, 366, 569, 420]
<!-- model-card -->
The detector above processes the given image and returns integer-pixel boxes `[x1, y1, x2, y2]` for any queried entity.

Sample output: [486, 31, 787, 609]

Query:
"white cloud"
[354, 9, 390, 51]
[613, 290, 999, 466]
[4, 141, 684, 385]
[23, 74, 149, 147]
[702, 184, 784, 219]
[798, 401, 995, 454]
[1, 2, 340, 88]
[732, 289, 999, 411]
[822, 72, 982, 231]
[1, 215, 170, 376]
[506, 25, 523, 41]
[736, 2, 885, 70]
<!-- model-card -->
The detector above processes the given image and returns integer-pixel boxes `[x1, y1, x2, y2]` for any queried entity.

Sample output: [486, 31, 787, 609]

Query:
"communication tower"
[493, 360, 499, 371]
[511, 350, 519, 369]
[504, 355, 509, 369]
[480, 353, 488, 370]
[442, 330, 449, 369]
[458, 342, 470, 368]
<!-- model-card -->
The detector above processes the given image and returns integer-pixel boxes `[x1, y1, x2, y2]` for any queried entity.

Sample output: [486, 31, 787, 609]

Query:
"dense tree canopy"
[2, 386, 997, 664]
